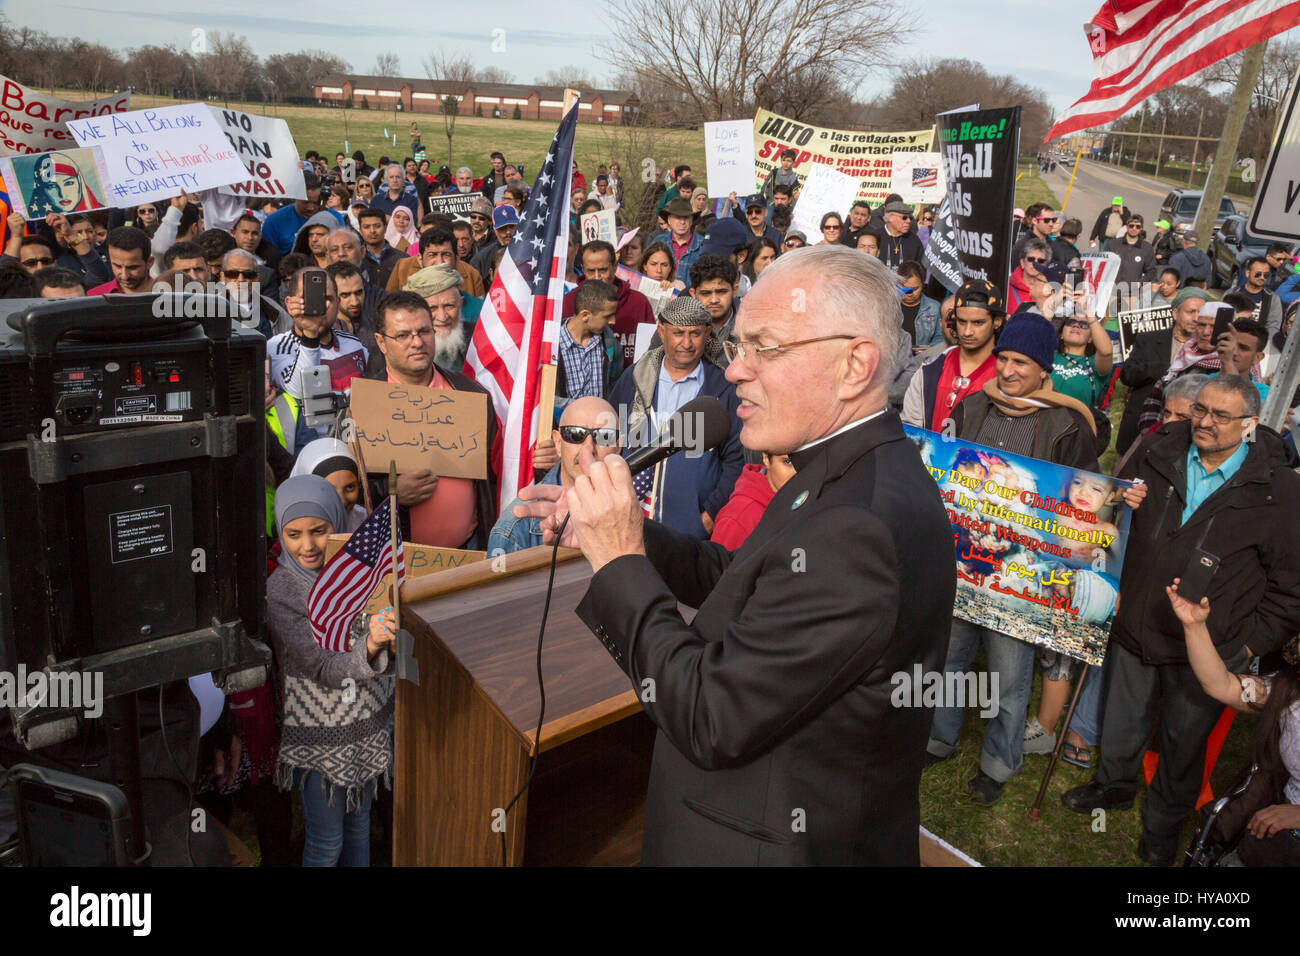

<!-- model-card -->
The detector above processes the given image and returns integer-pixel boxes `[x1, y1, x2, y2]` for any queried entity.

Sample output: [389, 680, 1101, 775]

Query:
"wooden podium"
[393, 545, 654, 865]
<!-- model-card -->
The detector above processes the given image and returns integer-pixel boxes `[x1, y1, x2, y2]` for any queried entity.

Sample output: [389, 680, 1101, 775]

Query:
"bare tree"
[423, 50, 477, 167]
[538, 66, 599, 90]
[126, 45, 190, 96]
[199, 31, 261, 104]
[264, 50, 351, 99]
[476, 66, 516, 85]
[65, 41, 124, 94]
[373, 52, 402, 77]
[606, 0, 910, 122]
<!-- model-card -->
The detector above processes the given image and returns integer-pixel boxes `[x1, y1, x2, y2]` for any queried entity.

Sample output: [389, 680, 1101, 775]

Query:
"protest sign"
[427, 192, 478, 218]
[1079, 251, 1121, 319]
[325, 535, 484, 614]
[1116, 305, 1174, 362]
[0, 147, 111, 219]
[892, 151, 946, 204]
[211, 107, 305, 200]
[791, 163, 861, 242]
[66, 105, 249, 206]
[633, 322, 657, 363]
[922, 198, 964, 292]
[348, 377, 488, 478]
[704, 119, 756, 198]
[579, 208, 617, 244]
[906, 424, 1132, 666]
[753, 108, 932, 206]
[937, 106, 1021, 293]
[0, 74, 130, 156]
[616, 263, 678, 319]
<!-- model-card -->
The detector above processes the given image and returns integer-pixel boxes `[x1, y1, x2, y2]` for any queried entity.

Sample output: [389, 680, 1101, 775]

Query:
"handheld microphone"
[623, 395, 732, 475]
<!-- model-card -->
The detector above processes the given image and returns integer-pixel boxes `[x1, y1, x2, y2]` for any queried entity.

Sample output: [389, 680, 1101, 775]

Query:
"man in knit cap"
[607, 295, 745, 539]
[402, 264, 470, 371]
[926, 312, 1108, 807]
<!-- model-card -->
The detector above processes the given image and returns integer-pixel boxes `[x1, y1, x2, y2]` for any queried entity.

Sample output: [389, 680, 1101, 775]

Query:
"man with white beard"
[403, 264, 470, 371]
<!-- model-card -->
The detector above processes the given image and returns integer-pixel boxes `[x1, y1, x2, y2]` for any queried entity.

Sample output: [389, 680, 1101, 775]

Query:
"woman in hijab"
[268, 476, 396, 867]
[385, 206, 419, 254]
[290, 438, 367, 531]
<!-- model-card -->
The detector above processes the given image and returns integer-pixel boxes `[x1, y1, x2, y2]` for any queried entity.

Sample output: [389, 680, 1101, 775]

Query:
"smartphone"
[301, 268, 327, 316]
[1176, 549, 1220, 604]
[9, 764, 135, 866]
[1067, 266, 1086, 289]
[1211, 303, 1234, 346]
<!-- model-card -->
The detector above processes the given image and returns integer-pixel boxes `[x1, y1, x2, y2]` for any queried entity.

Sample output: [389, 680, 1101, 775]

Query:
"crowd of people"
[0, 137, 1297, 869]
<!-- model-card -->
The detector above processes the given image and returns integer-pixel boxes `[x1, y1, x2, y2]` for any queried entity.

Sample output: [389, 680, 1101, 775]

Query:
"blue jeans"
[295, 769, 374, 867]
[927, 619, 1036, 783]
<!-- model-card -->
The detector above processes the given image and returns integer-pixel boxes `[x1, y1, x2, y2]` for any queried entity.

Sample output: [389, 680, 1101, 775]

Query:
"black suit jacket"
[1117, 326, 1174, 454]
[575, 412, 954, 865]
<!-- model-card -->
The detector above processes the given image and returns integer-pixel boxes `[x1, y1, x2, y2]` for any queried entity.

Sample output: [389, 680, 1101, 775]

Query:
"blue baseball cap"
[702, 217, 752, 256]
[492, 204, 520, 229]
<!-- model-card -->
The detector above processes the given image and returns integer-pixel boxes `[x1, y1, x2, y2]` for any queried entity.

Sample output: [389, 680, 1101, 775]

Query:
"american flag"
[1046, 0, 1300, 141]
[308, 498, 404, 652]
[912, 166, 939, 189]
[632, 460, 657, 519]
[463, 98, 579, 510]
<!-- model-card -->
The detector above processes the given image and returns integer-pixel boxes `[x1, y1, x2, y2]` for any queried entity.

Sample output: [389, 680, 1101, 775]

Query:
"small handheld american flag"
[308, 498, 405, 652]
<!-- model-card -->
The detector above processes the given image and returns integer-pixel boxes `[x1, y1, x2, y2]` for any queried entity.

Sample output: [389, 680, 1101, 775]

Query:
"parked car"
[1208, 215, 1294, 290]
[1158, 188, 1238, 237]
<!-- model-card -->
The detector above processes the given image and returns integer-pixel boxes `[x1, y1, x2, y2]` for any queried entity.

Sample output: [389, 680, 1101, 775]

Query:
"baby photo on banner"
[1, 148, 111, 218]
[906, 424, 1133, 667]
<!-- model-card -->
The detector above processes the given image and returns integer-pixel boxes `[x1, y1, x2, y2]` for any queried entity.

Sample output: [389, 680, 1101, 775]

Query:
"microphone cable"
[498, 512, 569, 867]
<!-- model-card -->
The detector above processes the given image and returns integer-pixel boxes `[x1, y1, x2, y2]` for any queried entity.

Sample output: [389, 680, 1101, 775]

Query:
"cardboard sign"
[791, 163, 861, 242]
[0, 147, 112, 219]
[753, 108, 933, 206]
[325, 535, 485, 614]
[348, 376, 488, 478]
[1116, 305, 1174, 363]
[704, 119, 757, 198]
[427, 193, 478, 218]
[65, 104, 249, 205]
[0, 74, 130, 156]
[1079, 251, 1121, 319]
[213, 107, 305, 199]
[579, 208, 617, 244]
[892, 151, 946, 204]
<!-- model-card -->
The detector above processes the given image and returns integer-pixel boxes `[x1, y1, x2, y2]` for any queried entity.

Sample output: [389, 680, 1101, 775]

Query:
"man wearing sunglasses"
[1104, 213, 1157, 310]
[1013, 202, 1078, 269]
[1066, 375, 1300, 866]
[490, 396, 622, 555]
[515, 245, 955, 865]
[874, 200, 923, 269]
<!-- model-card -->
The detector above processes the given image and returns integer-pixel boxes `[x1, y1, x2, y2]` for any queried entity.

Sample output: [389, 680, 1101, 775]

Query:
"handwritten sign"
[1116, 306, 1175, 362]
[0, 74, 130, 156]
[791, 163, 861, 242]
[0, 147, 112, 219]
[213, 107, 305, 200]
[905, 424, 1133, 667]
[579, 208, 617, 244]
[891, 151, 946, 204]
[65, 104, 250, 205]
[704, 119, 756, 198]
[325, 535, 485, 613]
[348, 376, 488, 478]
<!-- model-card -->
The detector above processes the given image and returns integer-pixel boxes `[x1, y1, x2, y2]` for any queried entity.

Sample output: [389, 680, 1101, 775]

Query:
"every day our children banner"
[906, 425, 1133, 667]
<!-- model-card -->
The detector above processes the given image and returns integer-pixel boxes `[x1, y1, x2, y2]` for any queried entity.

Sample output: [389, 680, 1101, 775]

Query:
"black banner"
[937, 106, 1021, 297]
[922, 198, 963, 292]
[1116, 305, 1174, 362]
[427, 193, 478, 218]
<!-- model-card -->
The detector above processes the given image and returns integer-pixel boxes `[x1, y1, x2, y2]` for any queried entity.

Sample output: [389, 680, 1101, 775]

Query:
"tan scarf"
[980, 379, 1097, 435]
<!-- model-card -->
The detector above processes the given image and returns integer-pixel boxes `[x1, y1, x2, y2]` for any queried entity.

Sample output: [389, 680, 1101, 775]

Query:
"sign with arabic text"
[905, 424, 1133, 666]
[348, 377, 488, 478]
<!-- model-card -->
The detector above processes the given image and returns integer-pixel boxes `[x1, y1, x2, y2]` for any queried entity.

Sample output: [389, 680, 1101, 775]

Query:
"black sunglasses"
[558, 425, 618, 447]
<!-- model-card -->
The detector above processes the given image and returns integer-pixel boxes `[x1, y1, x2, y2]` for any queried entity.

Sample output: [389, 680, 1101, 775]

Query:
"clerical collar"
[791, 409, 887, 470]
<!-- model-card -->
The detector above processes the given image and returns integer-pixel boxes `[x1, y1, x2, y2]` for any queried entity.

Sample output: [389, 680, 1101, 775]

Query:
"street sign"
[1249, 64, 1300, 242]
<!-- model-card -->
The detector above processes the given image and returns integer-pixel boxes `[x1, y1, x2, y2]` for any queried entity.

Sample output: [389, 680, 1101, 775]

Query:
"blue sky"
[5, 1, 1298, 116]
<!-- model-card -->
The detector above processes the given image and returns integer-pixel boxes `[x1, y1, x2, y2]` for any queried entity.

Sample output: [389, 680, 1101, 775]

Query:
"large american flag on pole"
[1046, 0, 1300, 141]
[463, 98, 579, 509]
[308, 498, 404, 652]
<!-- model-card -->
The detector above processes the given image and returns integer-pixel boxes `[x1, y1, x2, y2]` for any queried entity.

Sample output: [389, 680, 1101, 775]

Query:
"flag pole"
[388, 459, 400, 619]
[1061, 147, 1083, 212]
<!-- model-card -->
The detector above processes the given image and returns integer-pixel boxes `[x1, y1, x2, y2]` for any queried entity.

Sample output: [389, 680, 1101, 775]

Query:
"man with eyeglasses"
[512, 245, 955, 864]
[874, 201, 923, 269]
[1065, 374, 1300, 865]
[11, 236, 56, 275]
[490, 396, 622, 555]
[1105, 213, 1157, 309]
[363, 290, 497, 549]
[1007, 238, 1053, 313]
[219, 248, 290, 337]
[467, 196, 494, 247]
[902, 280, 1005, 432]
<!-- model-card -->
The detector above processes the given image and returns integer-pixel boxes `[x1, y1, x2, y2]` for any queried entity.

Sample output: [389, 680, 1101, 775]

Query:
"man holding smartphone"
[1063, 375, 1300, 865]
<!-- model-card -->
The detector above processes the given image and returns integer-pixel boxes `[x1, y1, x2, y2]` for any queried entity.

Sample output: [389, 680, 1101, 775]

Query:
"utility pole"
[1194, 39, 1267, 239]
[1154, 112, 1168, 179]
[1188, 104, 1205, 185]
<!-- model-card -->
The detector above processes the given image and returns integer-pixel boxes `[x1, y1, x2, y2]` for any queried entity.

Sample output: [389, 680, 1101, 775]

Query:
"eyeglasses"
[723, 334, 856, 365]
[1064, 318, 1090, 329]
[21, 256, 55, 268]
[558, 425, 618, 446]
[380, 327, 437, 345]
[823, 224, 841, 231]
[1025, 257, 1047, 265]
[1036, 216, 1059, 223]
[945, 376, 972, 409]
[1189, 402, 1254, 426]
[895, 213, 913, 220]
[224, 269, 259, 280]
[1127, 223, 1142, 228]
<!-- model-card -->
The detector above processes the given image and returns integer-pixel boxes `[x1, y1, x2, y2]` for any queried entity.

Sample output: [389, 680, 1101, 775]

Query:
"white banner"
[212, 107, 305, 200]
[0, 74, 130, 156]
[704, 119, 756, 198]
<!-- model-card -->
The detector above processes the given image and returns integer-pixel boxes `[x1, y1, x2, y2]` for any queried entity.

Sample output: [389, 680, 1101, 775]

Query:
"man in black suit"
[1116, 287, 1204, 454]
[516, 245, 954, 865]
